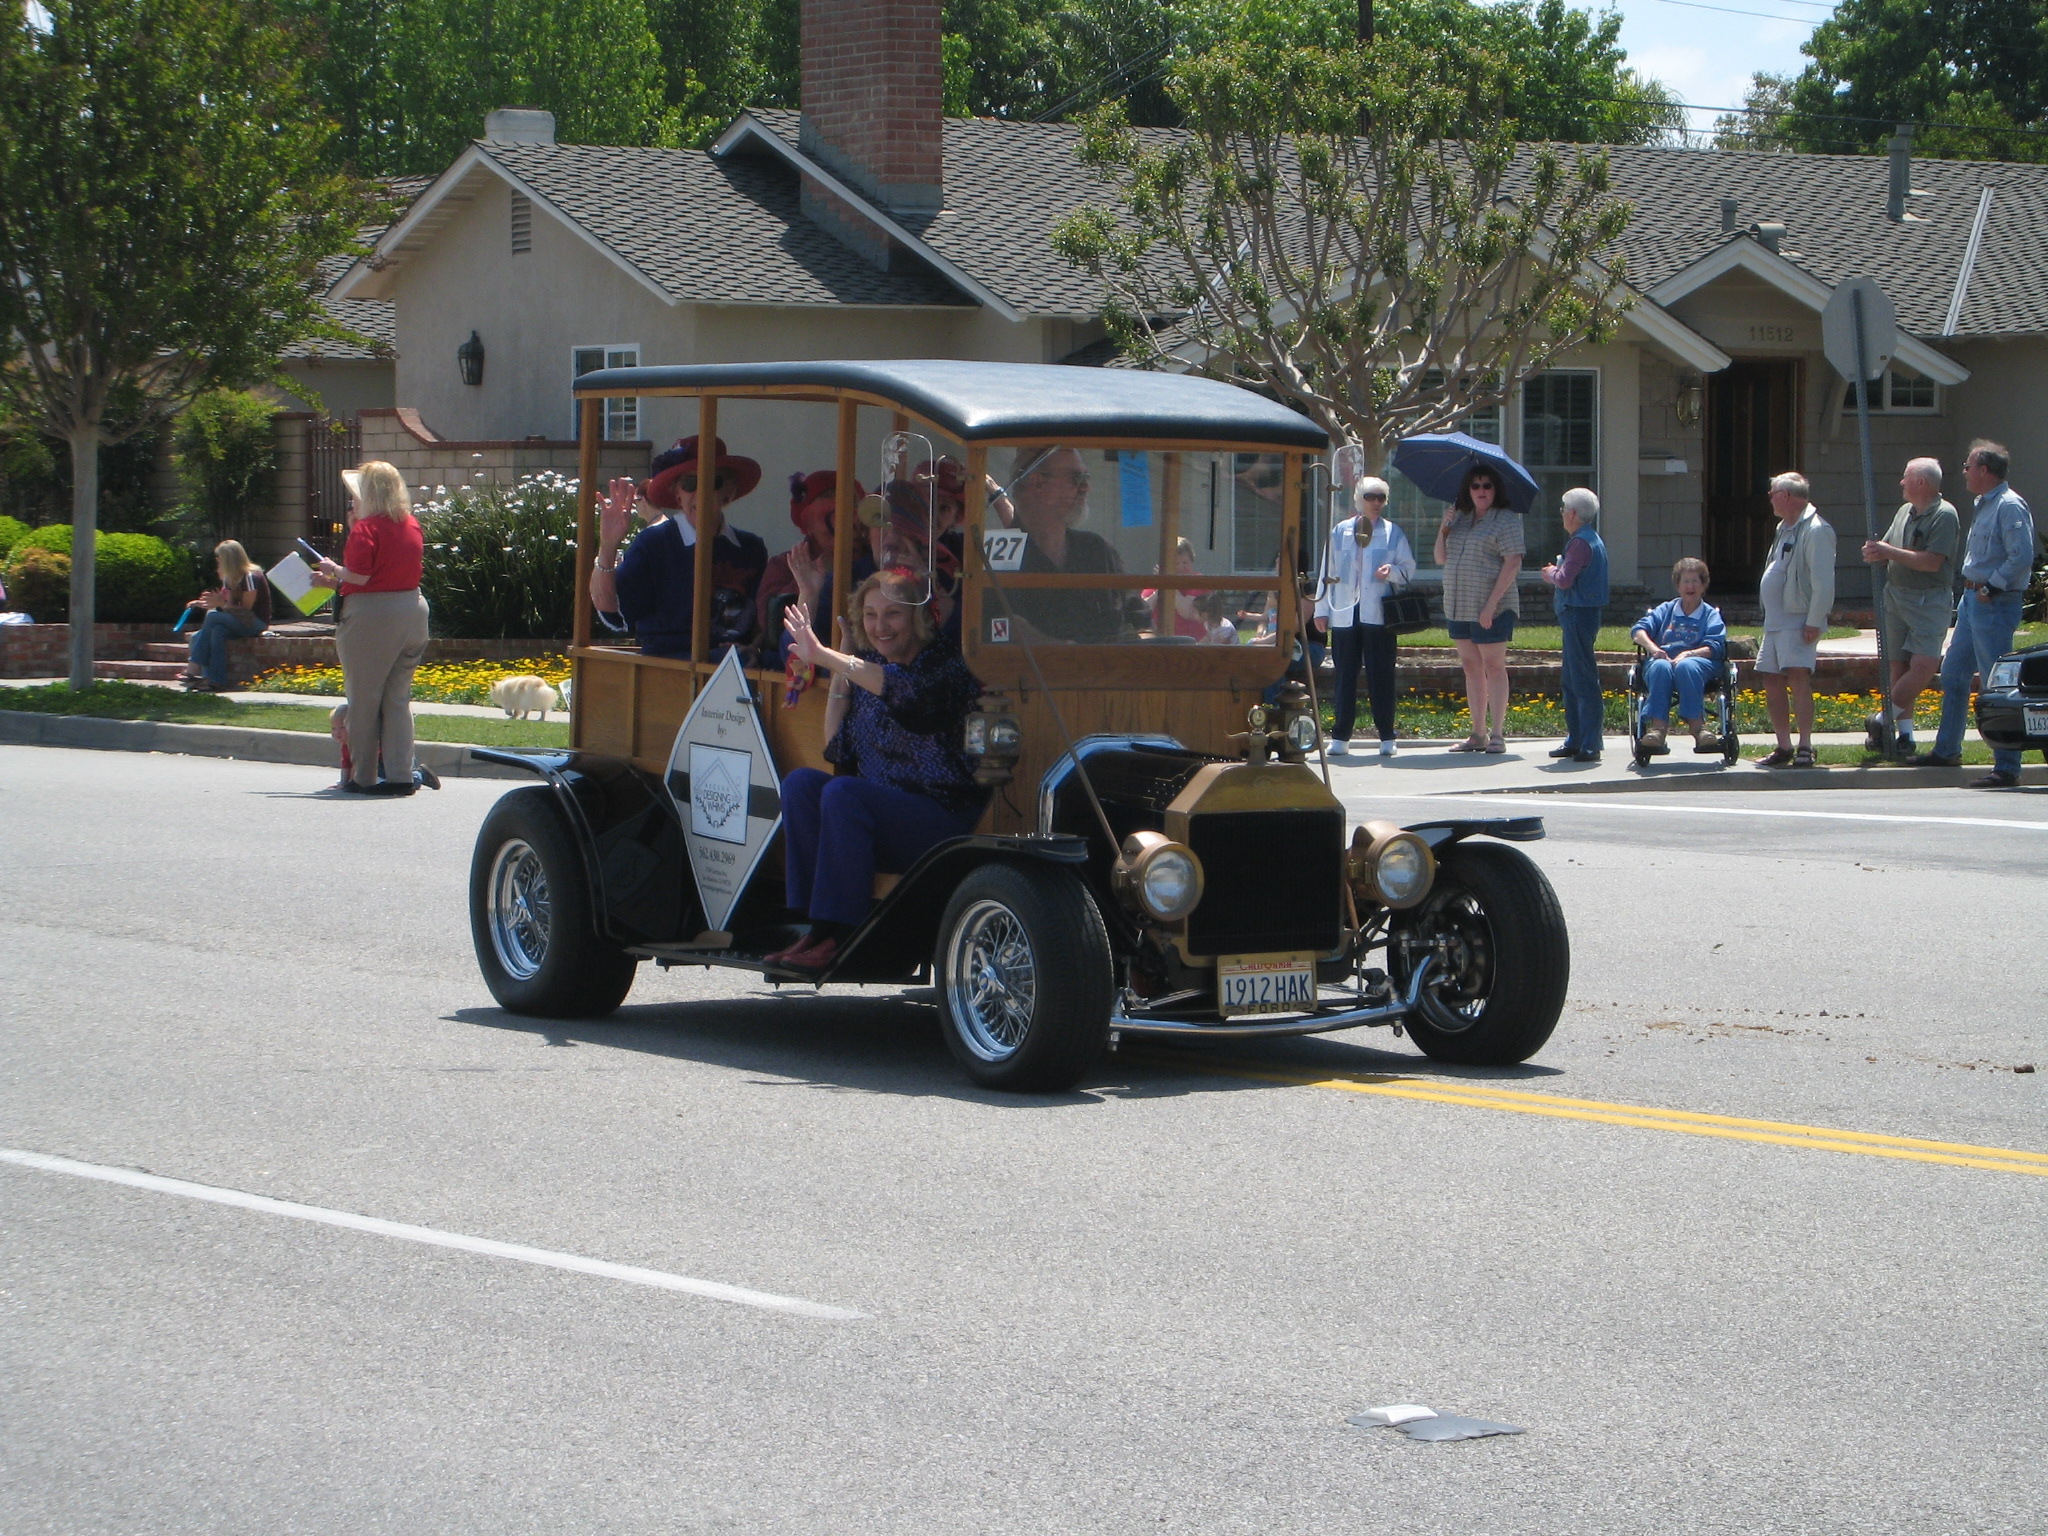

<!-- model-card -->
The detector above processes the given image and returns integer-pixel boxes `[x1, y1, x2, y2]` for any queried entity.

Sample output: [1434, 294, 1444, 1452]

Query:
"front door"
[1703, 359, 1800, 589]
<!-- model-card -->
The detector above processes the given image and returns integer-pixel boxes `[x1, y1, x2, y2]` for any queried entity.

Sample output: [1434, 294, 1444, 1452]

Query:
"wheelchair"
[1626, 650, 1741, 766]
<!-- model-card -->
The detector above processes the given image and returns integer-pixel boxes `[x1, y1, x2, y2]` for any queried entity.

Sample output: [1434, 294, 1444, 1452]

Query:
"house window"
[571, 346, 640, 441]
[1839, 367, 1938, 414]
[1384, 377, 1503, 561]
[1520, 369, 1599, 563]
[510, 192, 532, 255]
[1231, 453, 1286, 574]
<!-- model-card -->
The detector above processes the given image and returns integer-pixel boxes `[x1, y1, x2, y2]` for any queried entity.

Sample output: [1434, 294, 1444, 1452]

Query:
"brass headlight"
[962, 690, 1022, 786]
[1113, 831, 1205, 922]
[1347, 820, 1436, 909]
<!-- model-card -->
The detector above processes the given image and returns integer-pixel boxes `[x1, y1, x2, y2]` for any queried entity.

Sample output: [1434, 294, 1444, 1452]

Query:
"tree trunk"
[67, 430, 100, 690]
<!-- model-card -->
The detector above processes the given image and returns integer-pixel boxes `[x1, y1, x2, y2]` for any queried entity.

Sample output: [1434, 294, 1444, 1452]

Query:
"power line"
[1642, 0, 1831, 20]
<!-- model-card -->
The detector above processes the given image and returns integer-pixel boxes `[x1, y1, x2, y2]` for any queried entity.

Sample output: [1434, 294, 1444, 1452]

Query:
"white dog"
[490, 674, 561, 721]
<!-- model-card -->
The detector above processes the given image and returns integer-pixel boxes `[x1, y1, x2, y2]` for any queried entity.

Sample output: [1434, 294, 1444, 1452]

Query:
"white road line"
[0, 1147, 862, 1321]
[1352, 794, 2048, 832]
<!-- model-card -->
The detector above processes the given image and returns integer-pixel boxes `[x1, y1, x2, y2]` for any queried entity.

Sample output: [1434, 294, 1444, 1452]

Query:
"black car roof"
[571, 359, 1331, 451]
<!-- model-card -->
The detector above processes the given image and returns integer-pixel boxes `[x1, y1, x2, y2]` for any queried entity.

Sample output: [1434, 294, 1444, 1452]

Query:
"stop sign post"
[1821, 278, 1901, 754]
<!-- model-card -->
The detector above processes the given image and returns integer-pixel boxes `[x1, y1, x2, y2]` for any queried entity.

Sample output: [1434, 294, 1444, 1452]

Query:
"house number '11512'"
[1750, 324, 1798, 343]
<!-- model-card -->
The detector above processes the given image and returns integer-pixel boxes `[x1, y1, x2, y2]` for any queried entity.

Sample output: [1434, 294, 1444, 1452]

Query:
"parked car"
[1975, 639, 2048, 762]
[465, 360, 1569, 1091]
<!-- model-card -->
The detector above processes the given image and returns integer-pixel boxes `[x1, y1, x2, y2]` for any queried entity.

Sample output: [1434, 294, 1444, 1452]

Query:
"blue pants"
[1639, 654, 1718, 729]
[1935, 590, 2024, 774]
[781, 768, 982, 927]
[1558, 605, 1604, 751]
[1329, 622, 1397, 741]
[187, 608, 263, 686]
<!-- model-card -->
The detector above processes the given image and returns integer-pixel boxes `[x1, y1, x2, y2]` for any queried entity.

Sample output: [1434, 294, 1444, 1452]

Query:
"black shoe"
[368, 780, 416, 797]
[338, 779, 375, 795]
[413, 763, 442, 790]
[1970, 771, 2019, 789]
[1547, 744, 1578, 759]
[1573, 749, 1602, 762]
[1910, 751, 1963, 768]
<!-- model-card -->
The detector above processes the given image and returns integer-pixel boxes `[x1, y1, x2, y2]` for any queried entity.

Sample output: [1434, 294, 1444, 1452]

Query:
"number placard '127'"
[982, 530, 1029, 571]
[1217, 951, 1316, 1017]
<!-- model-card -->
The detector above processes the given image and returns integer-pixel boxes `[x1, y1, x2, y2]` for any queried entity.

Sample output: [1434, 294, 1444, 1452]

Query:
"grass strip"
[0, 682, 570, 749]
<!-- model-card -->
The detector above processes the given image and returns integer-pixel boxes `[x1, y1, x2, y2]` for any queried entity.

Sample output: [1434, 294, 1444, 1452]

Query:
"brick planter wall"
[0, 623, 182, 678]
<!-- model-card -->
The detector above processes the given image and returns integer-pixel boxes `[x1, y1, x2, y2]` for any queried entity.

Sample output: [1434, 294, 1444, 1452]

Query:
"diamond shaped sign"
[664, 647, 782, 935]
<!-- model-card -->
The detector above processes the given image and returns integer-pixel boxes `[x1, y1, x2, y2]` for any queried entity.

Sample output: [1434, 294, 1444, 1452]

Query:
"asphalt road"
[2, 745, 2042, 1535]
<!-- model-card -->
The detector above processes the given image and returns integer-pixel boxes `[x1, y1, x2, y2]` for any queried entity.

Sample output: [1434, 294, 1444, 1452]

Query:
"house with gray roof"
[324, 0, 2048, 594]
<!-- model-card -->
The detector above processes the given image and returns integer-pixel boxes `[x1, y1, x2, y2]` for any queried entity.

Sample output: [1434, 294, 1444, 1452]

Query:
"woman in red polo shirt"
[312, 461, 432, 796]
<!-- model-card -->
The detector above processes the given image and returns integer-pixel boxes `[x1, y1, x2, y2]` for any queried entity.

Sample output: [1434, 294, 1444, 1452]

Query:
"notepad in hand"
[268, 552, 333, 615]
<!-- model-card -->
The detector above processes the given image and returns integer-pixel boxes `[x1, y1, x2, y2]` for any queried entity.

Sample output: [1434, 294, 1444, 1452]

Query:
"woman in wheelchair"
[1632, 557, 1728, 754]
[767, 569, 990, 972]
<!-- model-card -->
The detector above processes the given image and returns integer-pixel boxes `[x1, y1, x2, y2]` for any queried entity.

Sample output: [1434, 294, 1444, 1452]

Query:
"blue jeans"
[1557, 605, 1603, 750]
[1329, 622, 1397, 741]
[1639, 654, 1719, 729]
[187, 608, 263, 686]
[1935, 590, 2024, 773]
[781, 769, 982, 927]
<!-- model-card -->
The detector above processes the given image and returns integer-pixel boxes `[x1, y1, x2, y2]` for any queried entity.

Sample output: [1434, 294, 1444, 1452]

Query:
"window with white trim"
[1839, 367, 1939, 414]
[571, 345, 640, 441]
[1520, 369, 1599, 565]
[1384, 374, 1504, 562]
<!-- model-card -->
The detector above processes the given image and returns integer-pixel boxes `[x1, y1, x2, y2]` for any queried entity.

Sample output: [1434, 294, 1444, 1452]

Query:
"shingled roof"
[292, 177, 432, 361]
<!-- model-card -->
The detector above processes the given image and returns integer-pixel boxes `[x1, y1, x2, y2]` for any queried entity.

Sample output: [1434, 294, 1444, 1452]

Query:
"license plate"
[2025, 705, 2048, 737]
[1217, 952, 1316, 1017]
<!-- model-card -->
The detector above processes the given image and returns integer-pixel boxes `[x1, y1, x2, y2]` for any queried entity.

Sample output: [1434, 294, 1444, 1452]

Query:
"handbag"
[1380, 587, 1432, 635]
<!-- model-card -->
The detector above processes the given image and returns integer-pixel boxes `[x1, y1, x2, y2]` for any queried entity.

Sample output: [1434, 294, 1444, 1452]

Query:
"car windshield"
[976, 447, 1284, 648]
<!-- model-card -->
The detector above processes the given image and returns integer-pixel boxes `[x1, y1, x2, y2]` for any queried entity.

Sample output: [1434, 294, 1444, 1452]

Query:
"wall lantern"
[457, 330, 486, 386]
[1673, 369, 1703, 427]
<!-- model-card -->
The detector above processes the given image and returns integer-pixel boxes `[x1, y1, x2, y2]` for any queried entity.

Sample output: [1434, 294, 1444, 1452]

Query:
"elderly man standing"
[1918, 440, 2036, 788]
[1860, 457, 1958, 758]
[1541, 487, 1608, 762]
[1755, 472, 1836, 769]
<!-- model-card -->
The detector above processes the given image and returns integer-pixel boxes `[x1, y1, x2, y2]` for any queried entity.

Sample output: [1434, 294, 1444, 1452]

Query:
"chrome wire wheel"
[488, 838, 552, 981]
[944, 898, 1039, 1062]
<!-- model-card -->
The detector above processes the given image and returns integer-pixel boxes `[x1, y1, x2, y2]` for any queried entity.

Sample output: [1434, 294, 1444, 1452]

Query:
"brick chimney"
[800, 0, 943, 264]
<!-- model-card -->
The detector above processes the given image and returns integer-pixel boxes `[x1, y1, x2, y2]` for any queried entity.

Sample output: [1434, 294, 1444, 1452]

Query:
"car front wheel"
[935, 861, 1112, 1092]
[1391, 841, 1568, 1065]
[470, 786, 638, 1018]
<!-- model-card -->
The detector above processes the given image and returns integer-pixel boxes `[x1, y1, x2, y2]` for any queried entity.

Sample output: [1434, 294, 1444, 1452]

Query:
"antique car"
[1975, 639, 2048, 762]
[466, 360, 1569, 1091]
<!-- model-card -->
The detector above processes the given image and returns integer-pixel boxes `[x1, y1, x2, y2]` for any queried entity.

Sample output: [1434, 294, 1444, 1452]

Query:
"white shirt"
[1314, 515, 1417, 627]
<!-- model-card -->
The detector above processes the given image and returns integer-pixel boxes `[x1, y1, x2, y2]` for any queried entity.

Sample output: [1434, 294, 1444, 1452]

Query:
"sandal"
[1484, 733, 1507, 754]
[1758, 747, 1795, 768]
[1792, 746, 1817, 769]
[1448, 735, 1487, 753]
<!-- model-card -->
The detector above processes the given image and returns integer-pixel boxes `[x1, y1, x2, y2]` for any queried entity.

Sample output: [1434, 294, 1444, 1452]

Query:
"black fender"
[471, 749, 693, 946]
[825, 833, 1091, 983]
[1403, 816, 1546, 847]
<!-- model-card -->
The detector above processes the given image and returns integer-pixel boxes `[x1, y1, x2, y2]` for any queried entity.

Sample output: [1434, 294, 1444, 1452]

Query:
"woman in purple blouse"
[767, 568, 989, 972]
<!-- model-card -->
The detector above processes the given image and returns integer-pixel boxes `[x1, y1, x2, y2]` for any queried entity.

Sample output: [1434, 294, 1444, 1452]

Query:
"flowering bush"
[250, 654, 571, 706]
[417, 473, 582, 639]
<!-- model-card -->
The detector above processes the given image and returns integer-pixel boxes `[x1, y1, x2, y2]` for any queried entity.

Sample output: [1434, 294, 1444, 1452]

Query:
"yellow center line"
[1130, 1052, 2048, 1179]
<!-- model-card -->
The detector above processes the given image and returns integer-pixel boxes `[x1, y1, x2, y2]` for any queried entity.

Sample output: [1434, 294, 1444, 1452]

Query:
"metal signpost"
[1821, 277, 1901, 755]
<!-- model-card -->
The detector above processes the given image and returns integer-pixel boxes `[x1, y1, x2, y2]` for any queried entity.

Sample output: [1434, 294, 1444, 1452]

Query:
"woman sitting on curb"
[1631, 557, 1728, 754]
[182, 539, 270, 692]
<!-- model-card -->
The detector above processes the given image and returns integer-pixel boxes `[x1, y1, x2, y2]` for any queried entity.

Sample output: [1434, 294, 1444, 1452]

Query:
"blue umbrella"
[1389, 431, 1541, 512]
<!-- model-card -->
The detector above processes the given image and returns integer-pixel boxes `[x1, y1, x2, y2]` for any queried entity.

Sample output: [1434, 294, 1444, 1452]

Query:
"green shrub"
[172, 390, 277, 542]
[3, 546, 70, 620]
[0, 514, 29, 559]
[418, 473, 581, 639]
[1, 526, 192, 622]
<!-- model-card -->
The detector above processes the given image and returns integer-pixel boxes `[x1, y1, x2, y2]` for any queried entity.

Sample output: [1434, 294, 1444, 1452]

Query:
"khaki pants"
[336, 590, 429, 787]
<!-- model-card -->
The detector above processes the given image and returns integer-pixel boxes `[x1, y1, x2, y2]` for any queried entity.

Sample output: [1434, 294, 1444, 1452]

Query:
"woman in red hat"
[756, 470, 869, 650]
[590, 435, 767, 659]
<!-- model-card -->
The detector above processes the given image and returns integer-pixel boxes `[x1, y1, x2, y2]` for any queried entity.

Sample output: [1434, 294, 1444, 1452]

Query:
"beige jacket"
[1763, 506, 1837, 632]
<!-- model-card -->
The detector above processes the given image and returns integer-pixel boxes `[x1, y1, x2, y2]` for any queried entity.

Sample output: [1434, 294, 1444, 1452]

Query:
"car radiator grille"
[2020, 654, 2048, 690]
[1185, 808, 1345, 957]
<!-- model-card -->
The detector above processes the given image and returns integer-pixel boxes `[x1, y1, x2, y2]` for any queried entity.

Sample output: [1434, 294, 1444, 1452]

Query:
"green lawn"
[1390, 623, 1860, 651]
[0, 682, 571, 749]
[1734, 741, 2000, 766]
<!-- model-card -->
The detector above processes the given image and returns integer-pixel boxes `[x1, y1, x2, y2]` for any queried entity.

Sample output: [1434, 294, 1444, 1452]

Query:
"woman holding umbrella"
[1433, 465, 1525, 753]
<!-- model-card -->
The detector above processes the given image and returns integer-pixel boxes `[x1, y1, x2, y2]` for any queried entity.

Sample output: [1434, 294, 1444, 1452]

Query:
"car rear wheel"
[935, 861, 1112, 1092]
[1391, 841, 1568, 1065]
[470, 786, 638, 1018]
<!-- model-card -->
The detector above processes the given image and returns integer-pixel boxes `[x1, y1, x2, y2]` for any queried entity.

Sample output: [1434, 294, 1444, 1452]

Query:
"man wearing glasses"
[590, 435, 768, 659]
[992, 447, 1147, 643]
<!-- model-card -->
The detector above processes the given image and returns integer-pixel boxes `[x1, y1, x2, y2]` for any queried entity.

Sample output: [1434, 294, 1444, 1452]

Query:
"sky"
[1603, 0, 1831, 139]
